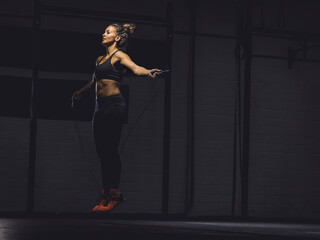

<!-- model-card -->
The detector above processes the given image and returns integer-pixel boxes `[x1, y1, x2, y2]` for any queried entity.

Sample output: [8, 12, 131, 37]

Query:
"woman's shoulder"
[114, 50, 130, 60]
[96, 55, 105, 63]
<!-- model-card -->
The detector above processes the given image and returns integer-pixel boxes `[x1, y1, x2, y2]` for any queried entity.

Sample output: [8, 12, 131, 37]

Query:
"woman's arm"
[116, 51, 162, 78]
[72, 80, 94, 100]
[72, 56, 102, 101]
[72, 73, 95, 101]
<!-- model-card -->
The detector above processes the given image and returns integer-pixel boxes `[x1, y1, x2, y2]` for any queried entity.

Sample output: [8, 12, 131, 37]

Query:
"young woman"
[72, 23, 162, 213]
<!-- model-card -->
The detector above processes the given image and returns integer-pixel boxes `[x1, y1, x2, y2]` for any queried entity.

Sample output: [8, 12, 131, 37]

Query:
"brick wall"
[249, 59, 320, 218]
[0, 117, 29, 212]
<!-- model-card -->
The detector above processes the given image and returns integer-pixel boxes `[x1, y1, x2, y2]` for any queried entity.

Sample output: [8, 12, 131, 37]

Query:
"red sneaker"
[98, 191, 125, 213]
[92, 192, 109, 212]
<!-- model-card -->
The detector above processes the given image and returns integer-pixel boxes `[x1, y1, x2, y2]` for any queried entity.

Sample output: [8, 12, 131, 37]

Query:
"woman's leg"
[93, 108, 124, 192]
[91, 95, 127, 213]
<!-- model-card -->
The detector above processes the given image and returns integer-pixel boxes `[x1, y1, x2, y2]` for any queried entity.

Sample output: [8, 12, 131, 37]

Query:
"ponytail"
[110, 23, 136, 51]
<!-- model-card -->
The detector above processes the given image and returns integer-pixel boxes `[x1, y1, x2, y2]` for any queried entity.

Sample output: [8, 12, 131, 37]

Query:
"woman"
[72, 23, 162, 213]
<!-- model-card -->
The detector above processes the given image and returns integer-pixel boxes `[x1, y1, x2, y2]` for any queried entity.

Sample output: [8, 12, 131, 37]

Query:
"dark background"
[0, 0, 320, 220]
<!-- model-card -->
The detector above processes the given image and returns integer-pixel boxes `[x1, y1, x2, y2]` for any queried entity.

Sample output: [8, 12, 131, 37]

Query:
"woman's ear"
[115, 35, 121, 42]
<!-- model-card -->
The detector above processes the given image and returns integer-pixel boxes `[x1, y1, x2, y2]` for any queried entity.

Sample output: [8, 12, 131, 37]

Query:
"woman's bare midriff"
[96, 79, 121, 97]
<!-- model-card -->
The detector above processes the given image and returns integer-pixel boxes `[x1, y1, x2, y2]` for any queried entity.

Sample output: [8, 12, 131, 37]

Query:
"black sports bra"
[94, 50, 123, 82]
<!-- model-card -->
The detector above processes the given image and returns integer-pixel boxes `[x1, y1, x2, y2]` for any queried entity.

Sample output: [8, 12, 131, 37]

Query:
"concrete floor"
[0, 217, 320, 240]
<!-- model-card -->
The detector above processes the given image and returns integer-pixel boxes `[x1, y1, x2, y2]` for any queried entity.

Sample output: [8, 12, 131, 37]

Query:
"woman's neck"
[106, 45, 118, 56]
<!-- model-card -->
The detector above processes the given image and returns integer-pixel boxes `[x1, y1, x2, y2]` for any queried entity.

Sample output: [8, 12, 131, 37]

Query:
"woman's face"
[101, 26, 119, 46]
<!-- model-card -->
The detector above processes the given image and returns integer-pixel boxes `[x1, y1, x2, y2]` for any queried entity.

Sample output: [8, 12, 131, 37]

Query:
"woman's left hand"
[148, 69, 162, 78]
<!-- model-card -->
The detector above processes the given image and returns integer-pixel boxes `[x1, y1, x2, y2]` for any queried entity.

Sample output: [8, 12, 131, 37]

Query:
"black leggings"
[92, 94, 127, 192]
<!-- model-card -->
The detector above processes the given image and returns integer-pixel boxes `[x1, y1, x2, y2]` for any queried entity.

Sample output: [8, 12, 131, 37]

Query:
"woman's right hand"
[72, 90, 81, 101]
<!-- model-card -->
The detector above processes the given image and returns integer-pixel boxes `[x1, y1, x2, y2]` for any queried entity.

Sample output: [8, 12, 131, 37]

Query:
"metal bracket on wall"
[288, 40, 320, 69]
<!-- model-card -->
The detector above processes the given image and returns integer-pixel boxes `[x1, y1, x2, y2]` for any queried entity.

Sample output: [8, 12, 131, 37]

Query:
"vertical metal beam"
[241, 0, 252, 218]
[232, 0, 243, 217]
[185, 0, 196, 215]
[162, 0, 173, 215]
[27, 0, 41, 213]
